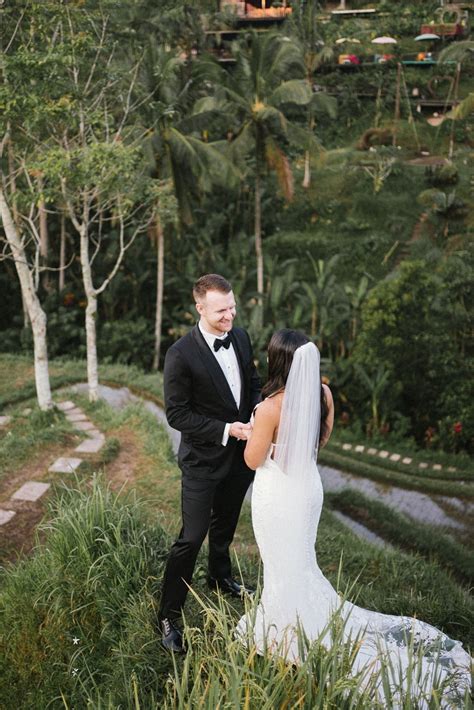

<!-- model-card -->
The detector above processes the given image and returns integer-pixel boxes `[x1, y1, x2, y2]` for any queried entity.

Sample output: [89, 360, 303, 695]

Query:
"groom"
[159, 273, 261, 652]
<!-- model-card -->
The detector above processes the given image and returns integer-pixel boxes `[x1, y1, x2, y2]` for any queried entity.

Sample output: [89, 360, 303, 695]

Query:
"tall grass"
[163, 590, 472, 709]
[0, 477, 169, 708]
[1, 479, 471, 708]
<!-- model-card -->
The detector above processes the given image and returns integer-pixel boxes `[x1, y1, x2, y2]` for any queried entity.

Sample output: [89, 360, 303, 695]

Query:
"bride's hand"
[229, 422, 252, 441]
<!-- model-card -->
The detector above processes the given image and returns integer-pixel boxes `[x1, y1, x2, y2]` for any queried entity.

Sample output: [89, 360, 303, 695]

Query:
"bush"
[353, 256, 474, 453]
[98, 317, 155, 369]
[0, 478, 169, 708]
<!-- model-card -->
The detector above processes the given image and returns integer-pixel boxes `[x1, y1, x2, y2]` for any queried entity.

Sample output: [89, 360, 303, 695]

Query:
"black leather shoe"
[208, 576, 255, 598]
[160, 617, 185, 653]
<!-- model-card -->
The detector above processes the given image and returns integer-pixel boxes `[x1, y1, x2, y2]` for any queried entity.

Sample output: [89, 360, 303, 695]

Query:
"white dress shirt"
[199, 321, 242, 446]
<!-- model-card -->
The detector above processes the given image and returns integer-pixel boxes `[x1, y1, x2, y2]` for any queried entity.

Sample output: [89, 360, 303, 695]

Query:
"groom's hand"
[229, 422, 252, 441]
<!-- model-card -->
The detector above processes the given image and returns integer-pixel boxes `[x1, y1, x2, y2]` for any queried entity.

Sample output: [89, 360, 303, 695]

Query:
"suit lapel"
[229, 329, 247, 406]
[192, 326, 239, 412]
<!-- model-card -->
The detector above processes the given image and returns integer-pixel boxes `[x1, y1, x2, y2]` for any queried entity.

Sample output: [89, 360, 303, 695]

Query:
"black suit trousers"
[159, 463, 254, 620]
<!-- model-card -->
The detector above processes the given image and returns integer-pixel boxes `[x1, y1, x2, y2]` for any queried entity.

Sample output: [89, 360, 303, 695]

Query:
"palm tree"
[287, 0, 336, 188]
[197, 31, 314, 326]
[139, 45, 238, 368]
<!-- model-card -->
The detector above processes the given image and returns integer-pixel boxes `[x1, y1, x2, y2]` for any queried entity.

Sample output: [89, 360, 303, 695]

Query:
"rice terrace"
[0, 0, 472, 707]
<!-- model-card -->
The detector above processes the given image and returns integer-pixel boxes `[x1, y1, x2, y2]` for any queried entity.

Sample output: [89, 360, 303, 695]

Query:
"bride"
[236, 329, 471, 706]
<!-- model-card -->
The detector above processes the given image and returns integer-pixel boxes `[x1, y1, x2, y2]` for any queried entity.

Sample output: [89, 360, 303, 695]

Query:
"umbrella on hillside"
[371, 36, 397, 45]
[335, 37, 361, 44]
[415, 33, 440, 41]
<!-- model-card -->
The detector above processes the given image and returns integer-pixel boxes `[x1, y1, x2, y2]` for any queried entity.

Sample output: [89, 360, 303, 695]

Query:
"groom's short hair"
[193, 274, 232, 302]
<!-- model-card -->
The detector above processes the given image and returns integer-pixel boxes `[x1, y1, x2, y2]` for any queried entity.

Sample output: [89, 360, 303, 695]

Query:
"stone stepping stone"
[342, 443, 352, 451]
[48, 457, 83, 474]
[402, 457, 412, 465]
[75, 437, 105, 454]
[12, 481, 50, 501]
[66, 413, 88, 422]
[390, 453, 401, 462]
[86, 429, 103, 439]
[57, 401, 76, 412]
[378, 450, 389, 459]
[0, 509, 16, 525]
[72, 421, 96, 431]
[0, 415, 12, 426]
[433, 464, 442, 471]
[367, 448, 378, 455]
[355, 445, 365, 453]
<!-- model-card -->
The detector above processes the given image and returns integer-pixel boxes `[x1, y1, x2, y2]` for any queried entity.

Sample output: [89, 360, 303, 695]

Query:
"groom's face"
[196, 289, 236, 335]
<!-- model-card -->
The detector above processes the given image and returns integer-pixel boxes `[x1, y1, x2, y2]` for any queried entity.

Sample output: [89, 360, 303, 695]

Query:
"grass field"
[0, 355, 472, 707]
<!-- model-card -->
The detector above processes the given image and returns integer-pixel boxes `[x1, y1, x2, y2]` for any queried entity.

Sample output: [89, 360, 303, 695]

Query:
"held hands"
[229, 421, 252, 441]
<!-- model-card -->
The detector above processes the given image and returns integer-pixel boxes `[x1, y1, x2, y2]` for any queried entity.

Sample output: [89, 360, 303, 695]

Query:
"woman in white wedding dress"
[236, 329, 471, 707]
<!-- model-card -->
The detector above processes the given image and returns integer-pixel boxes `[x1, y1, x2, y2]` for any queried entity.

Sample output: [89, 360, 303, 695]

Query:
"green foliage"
[0, 477, 472, 707]
[0, 477, 169, 708]
[353, 257, 474, 450]
[326, 489, 474, 587]
[0, 405, 74, 485]
[319, 447, 474, 498]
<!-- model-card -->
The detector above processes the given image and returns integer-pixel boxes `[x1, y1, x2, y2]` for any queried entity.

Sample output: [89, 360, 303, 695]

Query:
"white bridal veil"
[274, 341, 321, 481]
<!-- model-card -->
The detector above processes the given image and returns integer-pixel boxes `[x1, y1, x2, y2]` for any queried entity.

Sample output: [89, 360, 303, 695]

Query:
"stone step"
[75, 437, 105, 454]
[48, 457, 83, 474]
[0, 509, 16, 525]
[86, 428, 103, 439]
[12, 481, 50, 502]
[72, 421, 96, 432]
[56, 401, 76, 412]
[66, 412, 88, 422]
[0, 415, 12, 426]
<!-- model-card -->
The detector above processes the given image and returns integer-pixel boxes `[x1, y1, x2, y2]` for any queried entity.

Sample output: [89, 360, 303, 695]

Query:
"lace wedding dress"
[236, 343, 471, 707]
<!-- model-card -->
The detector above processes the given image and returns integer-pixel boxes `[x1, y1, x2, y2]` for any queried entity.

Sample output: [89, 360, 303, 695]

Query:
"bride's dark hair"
[262, 328, 329, 444]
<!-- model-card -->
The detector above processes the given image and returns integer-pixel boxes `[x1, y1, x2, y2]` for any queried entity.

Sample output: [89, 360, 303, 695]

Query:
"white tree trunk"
[255, 167, 264, 328]
[79, 226, 99, 402]
[153, 218, 164, 371]
[59, 212, 66, 292]
[302, 150, 311, 189]
[0, 188, 53, 410]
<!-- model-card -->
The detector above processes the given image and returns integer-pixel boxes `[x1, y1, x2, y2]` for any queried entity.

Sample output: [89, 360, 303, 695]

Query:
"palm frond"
[446, 93, 474, 121]
[287, 122, 324, 156]
[270, 79, 312, 108]
[265, 34, 306, 85]
[439, 41, 474, 64]
[311, 92, 338, 119]
[254, 105, 288, 140]
[264, 135, 294, 203]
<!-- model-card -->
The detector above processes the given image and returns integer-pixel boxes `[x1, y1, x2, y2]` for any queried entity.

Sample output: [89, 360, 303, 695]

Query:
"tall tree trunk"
[7, 134, 28, 327]
[392, 62, 402, 147]
[79, 225, 99, 402]
[255, 156, 263, 327]
[303, 114, 315, 189]
[153, 217, 164, 371]
[59, 212, 66, 292]
[37, 175, 51, 292]
[0, 188, 52, 410]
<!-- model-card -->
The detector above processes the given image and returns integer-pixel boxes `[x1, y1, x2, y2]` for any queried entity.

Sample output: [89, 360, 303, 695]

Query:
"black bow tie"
[214, 334, 231, 352]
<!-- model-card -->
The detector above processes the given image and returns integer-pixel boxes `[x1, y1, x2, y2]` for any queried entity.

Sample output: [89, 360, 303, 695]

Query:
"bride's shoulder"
[254, 395, 281, 420]
[322, 383, 333, 404]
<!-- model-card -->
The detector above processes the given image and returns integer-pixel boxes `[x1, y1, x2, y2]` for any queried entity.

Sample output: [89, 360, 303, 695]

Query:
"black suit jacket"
[164, 325, 261, 480]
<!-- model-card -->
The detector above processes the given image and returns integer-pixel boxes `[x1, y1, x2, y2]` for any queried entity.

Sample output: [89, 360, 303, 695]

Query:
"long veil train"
[236, 342, 471, 707]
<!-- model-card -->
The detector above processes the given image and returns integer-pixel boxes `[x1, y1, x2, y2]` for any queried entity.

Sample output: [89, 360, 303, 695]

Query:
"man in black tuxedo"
[159, 273, 261, 652]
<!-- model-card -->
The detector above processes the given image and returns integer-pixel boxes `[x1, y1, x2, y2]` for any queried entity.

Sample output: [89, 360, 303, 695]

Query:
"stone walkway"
[65, 384, 473, 547]
[2, 385, 471, 549]
[0, 401, 105, 529]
